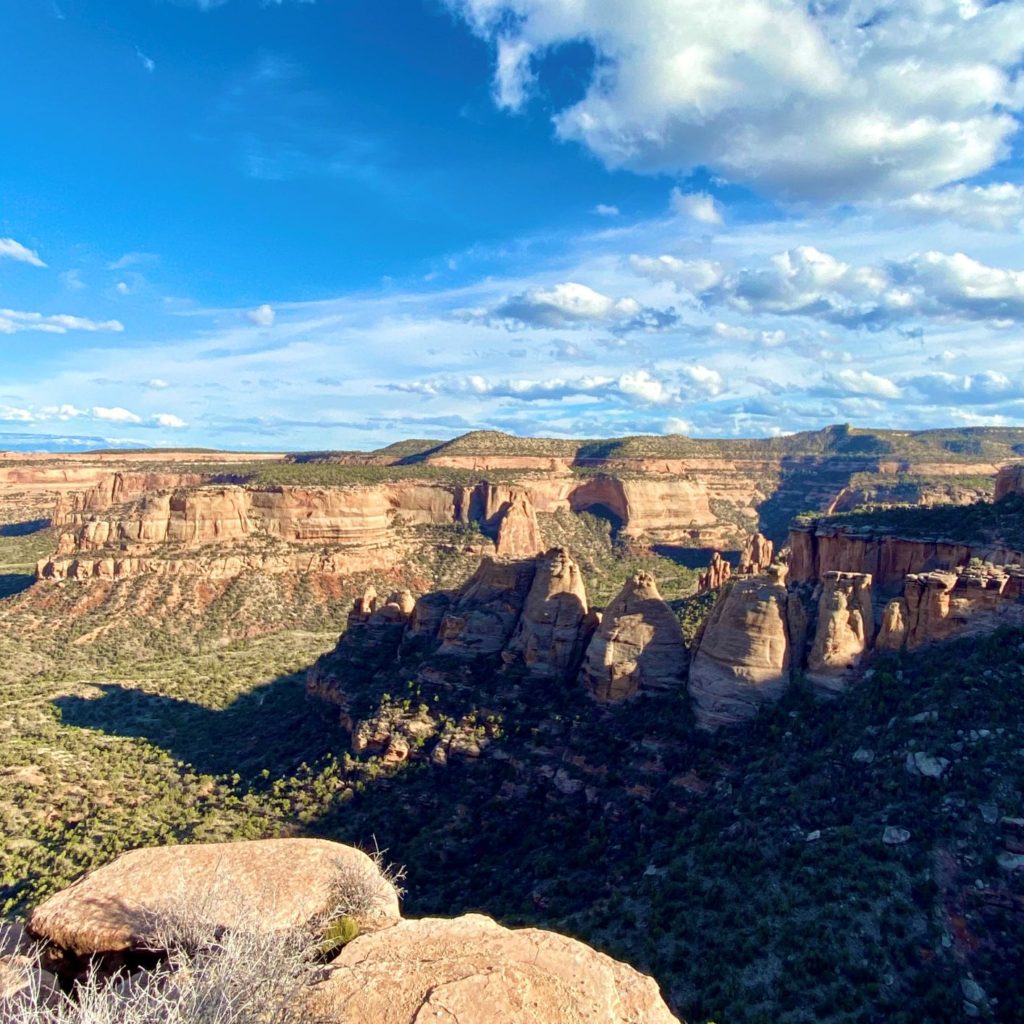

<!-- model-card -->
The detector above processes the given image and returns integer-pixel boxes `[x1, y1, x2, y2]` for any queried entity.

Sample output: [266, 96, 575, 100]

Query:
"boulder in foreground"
[311, 913, 680, 1024]
[28, 838, 401, 957]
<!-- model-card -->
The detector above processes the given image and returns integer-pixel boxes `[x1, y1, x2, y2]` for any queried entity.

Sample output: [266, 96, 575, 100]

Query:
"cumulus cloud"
[824, 369, 902, 400]
[449, 0, 1024, 200]
[247, 303, 276, 326]
[670, 188, 722, 225]
[632, 245, 1024, 328]
[890, 183, 1024, 231]
[386, 365, 720, 407]
[0, 238, 46, 268]
[466, 281, 677, 331]
[594, 204, 620, 217]
[93, 406, 143, 424]
[903, 370, 1022, 406]
[152, 412, 187, 428]
[0, 309, 124, 335]
[628, 255, 724, 293]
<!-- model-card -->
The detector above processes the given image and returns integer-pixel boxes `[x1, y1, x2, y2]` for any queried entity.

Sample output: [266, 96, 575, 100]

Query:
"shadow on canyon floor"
[53, 675, 338, 783]
[0, 573, 35, 599]
[0, 518, 50, 537]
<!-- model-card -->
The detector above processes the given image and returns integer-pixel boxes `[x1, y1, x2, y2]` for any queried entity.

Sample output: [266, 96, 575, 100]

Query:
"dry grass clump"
[5, 850, 406, 1024]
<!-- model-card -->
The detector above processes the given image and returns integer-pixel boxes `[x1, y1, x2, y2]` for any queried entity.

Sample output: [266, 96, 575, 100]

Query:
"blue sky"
[2, 0, 1024, 451]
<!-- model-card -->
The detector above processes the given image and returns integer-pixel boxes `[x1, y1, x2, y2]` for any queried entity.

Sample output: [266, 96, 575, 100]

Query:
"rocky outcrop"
[698, 551, 731, 592]
[995, 463, 1024, 501]
[507, 548, 594, 678]
[579, 572, 687, 702]
[437, 557, 539, 658]
[311, 914, 679, 1024]
[27, 839, 401, 957]
[494, 489, 543, 558]
[688, 566, 805, 730]
[787, 520, 1023, 588]
[806, 572, 875, 695]
[739, 532, 773, 574]
[52, 472, 207, 527]
[878, 563, 1024, 650]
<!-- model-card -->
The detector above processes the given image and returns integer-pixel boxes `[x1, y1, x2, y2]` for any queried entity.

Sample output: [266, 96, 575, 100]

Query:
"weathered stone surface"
[698, 551, 731, 592]
[899, 564, 1024, 648]
[739, 532, 773, 575]
[0, 955, 60, 1012]
[994, 463, 1024, 501]
[883, 826, 911, 845]
[905, 752, 950, 779]
[437, 557, 538, 658]
[806, 572, 875, 695]
[310, 914, 679, 1024]
[494, 489, 544, 559]
[876, 597, 909, 651]
[579, 572, 687, 702]
[28, 839, 401, 956]
[688, 567, 801, 730]
[507, 548, 592, 677]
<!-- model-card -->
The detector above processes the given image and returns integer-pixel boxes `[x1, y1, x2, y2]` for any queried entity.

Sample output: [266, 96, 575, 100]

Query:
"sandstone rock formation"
[877, 563, 1024, 650]
[494, 489, 543, 558]
[994, 463, 1024, 501]
[507, 548, 593, 677]
[28, 839, 401, 957]
[437, 557, 539, 658]
[698, 551, 731, 592]
[310, 913, 679, 1024]
[579, 572, 687, 702]
[806, 572, 875, 695]
[688, 566, 805, 730]
[739, 532, 773, 574]
[787, 520, 1024, 588]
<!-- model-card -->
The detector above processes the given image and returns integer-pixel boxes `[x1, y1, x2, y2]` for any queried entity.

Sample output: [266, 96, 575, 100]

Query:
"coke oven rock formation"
[578, 571, 688, 702]
[688, 566, 807, 731]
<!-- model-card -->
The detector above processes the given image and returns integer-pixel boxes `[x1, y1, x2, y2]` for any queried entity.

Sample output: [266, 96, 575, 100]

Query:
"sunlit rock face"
[688, 566, 805, 730]
[579, 571, 687, 703]
[806, 571, 875, 696]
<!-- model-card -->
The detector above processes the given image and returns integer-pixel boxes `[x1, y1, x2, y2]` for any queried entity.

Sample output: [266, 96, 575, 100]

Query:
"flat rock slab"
[29, 838, 401, 956]
[312, 913, 679, 1024]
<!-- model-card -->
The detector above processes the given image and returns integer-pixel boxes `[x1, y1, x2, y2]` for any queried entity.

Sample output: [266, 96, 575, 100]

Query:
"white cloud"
[115, 281, 132, 295]
[146, 378, 170, 389]
[152, 412, 187, 428]
[662, 416, 692, 435]
[0, 238, 46, 268]
[449, 0, 1024, 200]
[247, 303, 276, 326]
[594, 204, 620, 217]
[670, 188, 722, 225]
[108, 252, 158, 270]
[630, 245, 1024, 328]
[93, 406, 143, 424]
[891, 183, 1024, 231]
[825, 369, 902, 400]
[60, 269, 86, 291]
[628, 254, 724, 293]
[0, 309, 124, 335]
[470, 281, 676, 331]
[136, 47, 155, 73]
